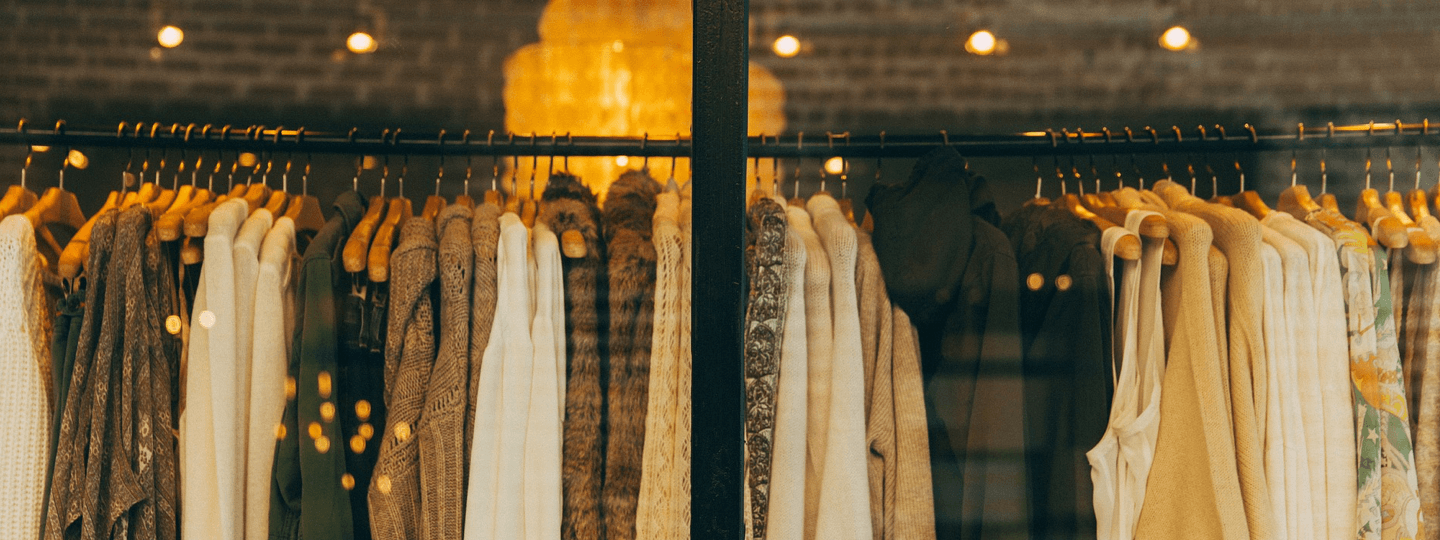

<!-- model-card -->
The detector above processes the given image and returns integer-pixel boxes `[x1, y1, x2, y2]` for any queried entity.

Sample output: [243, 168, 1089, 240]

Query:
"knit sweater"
[467, 201, 501, 485]
[370, 218, 438, 540]
[638, 189, 687, 540]
[1156, 181, 1274, 540]
[1262, 212, 1355, 540]
[767, 214, 810, 540]
[1133, 209, 1249, 540]
[246, 217, 297, 540]
[231, 208, 274, 538]
[857, 229, 935, 540]
[786, 204, 833, 540]
[602, 171, 661, 540]
[463, 212, 535, 540]
[525, 223, 565, 540]
[186, 197, 250, 540]
[539, 173, 608, 540]
[741, 197, 790, 540]
[0, 215, 50, 540]
[416, 206, 472, 540]
[809, 193, 873, 540]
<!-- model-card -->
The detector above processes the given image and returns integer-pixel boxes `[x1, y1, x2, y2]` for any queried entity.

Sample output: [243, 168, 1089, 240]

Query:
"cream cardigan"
[184, 198, 249, 540]
[1263, 211, 1355, 540]
[786, 203, 832, 540]
[525, 224, 563, 540]
[808, 194, 873, 540]
[638, 191, 687, 540]
[0, 216, 50, 540]
[766, 218, 810, 540]
[245, 217, 297, 540]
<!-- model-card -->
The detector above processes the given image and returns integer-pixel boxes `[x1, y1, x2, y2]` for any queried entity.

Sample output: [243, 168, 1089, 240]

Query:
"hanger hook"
[940, 129, 949, 146]
[1418, 120, 1428, 190]
[18, 119, 30, 189]
[460, 129, 473, 196]
[395, 129, 407, 198]
[56, 120, 72, 190]
[641, 133, 649, 171]
[1365, 121, 1375, 190]
[841, 132, 851, 198]
[548, 131, 558, 180]
[671, 133, 681, 182]
[793, 131, 805, 199]
[436, 129, 447, 196]
[528, 132, 538, 199]
[875, 130, 885, 187]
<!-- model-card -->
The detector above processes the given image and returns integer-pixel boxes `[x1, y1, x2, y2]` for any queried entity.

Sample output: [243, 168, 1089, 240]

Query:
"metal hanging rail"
[1, 121, 1434, 159]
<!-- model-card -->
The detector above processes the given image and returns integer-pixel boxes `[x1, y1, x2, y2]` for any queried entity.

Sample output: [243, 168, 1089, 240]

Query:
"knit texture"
[809, 193, 874, 540]
[601, 170, 660, 540]
[1156, 181, 1274, 540]
[463, 212, 535, 540]
[638, 188, 687, 540]
[857, 229, 936, 540]
[1133, 209, 1249, 540]
[540, 173, 609, 540]
[1413, 216, 1440, 540]
[466, 201, 501, 485]
[766, 216, 809, 540]
[676, 187, 693, 536]
[369, 218, 438, 540]
[1264, 211, 1356, 540]
[0, 215, 51, 540]
[741, 197, 789, 540]
[416, 205, 472, 540]
[526, 223, 565, 540]
[136, 208, 181, 540]
[786, 204, 833, 540]
[46, 209, 116, 540]
[230, 208, 274, 540]
[246, 217, 298, 540]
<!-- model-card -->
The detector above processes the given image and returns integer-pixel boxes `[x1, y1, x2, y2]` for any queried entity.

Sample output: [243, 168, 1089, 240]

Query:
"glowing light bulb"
[824, 156, 845, 175]
[1161, 26, 1192, 51]
[965, 30, 997, 55]
[239, 152, 258, 168]
[30, 145, 49, 153]
[773, 35, 800, 58]
[347, 32, 378, 54]
[67, 149, 89, 170]
[157, 25, 184, 48]
[615, 156, 630, 167]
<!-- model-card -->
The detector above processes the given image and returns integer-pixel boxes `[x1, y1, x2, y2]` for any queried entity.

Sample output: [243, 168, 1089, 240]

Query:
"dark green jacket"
[270, 191, 366, 540]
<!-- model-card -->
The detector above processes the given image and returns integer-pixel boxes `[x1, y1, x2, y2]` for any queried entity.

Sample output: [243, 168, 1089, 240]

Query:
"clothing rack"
[2, 121, 1437, 159]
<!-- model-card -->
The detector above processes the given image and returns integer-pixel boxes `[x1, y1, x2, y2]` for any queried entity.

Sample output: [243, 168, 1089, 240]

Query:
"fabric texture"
[767, 211, 810, 540]
[463, 212, 535, 540]
[540, 173, 609, 540]
[246, 217, 298, 540]
[1367, 249, 1424, 540]
[741, 197, 790, 540]
[526, 223, 566, 540]
[1132, 209, 1249, 540]
[231, 208, 274, 540]
[601, 170, 660, 540]
[0, 215, 52, 540]
[867, 146, 1029, 540]
[786, 203, 833, 540]
[268, 191, 366, 540]
[1001, 203, 1113, 540]
[1414, 215, 1440, 540]
[467, 201, 501, 485]
[369, 218, 439, 540]
[638, 188, 688, 540]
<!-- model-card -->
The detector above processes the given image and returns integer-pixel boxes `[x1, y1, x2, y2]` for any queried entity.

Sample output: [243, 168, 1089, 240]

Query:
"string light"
[347, 32, 378, 54]
[615, 156, 630, 167]
[1160, 26, 1192, 51]
[965, 30, 997, 55]
[157, 25, 184, 48]
[824, 156, 845, 175]
[67, 149, 89, 169]
[772, 35, 800, 58]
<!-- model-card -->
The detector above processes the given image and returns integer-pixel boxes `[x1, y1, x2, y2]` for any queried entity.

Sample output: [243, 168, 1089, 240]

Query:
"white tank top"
[1087, 211, 1166, 540]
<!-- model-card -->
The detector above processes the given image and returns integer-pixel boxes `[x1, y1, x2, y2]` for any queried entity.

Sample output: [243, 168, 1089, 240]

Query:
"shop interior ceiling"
[4, 0, 1440, 211]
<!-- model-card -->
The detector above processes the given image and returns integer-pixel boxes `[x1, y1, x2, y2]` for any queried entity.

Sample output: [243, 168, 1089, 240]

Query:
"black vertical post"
[692, 0, 748, 538]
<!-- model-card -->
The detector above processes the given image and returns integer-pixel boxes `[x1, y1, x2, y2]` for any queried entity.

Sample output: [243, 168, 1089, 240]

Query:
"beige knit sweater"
[416, 206, 472, 540]
[766, 214, 809, 540]
[245, 217, 297, 540]
[0, 215, 50, 540]
[856, 229, 934, 540]
[1156, 181, 1274, 540]
[638, 190, 687, 540]
[1133, 208, 1249, 540]
[808, 193, 873, 540]
[785, 204, 833, 540]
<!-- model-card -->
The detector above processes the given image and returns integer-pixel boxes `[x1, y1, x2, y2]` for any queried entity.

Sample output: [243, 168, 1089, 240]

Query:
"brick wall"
[3, 0, 1440, 212]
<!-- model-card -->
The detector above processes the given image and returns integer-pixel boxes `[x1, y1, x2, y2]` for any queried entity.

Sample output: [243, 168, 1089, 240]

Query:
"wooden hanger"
[1411, 131, 1434, 221]
[1357, 157, 1410, 249]
[157, 131, 217, 241]
[59, 121, 136, 279]
[1105, 184, 1178, 266]
[1060, 193, 1140, 259]
[282, 140, 326, 236]
[367, 133, 412, 282]
[1380, 125, 1437, 263]
[344, 136, 391, 273]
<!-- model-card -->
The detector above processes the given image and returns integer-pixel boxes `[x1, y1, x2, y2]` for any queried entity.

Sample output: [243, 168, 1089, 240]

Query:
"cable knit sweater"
[417, 206, 472, 540]
[0, 215, 51, 540]
[1155, 181, 1274, 540]
[1133, 209, 1249, 540]
[539, 173, 608, 540]
[676, 187, 693, 537]
[246, 217, 297, 540]
[786, 204, 833, 540]
[1263, 211, 1355, 540]
[370, 218, 438, 540]
[464, 212, 535, 540]
[638, 189, 687, 540]
[767, 207, 809, 540]
[467, 201, 501, 485]
[808, 193, 873, 540]
[602, 171, 660, 540]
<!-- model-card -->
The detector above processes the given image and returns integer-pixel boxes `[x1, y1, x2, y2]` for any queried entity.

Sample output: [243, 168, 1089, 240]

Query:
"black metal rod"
[4, 121, 1437, 158]
[692, 0, 748, 537]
